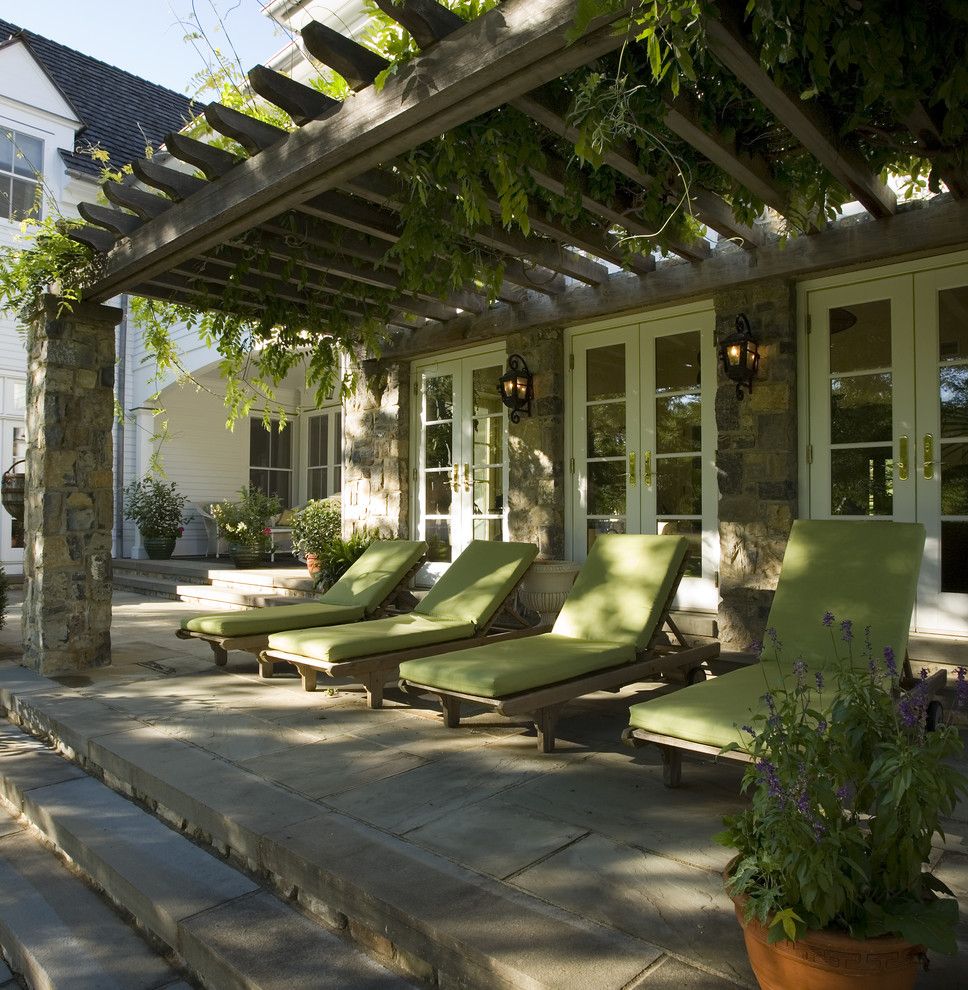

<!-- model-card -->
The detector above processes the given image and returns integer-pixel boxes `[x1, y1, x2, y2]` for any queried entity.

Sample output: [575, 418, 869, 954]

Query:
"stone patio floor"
[1, 591, 966, 988]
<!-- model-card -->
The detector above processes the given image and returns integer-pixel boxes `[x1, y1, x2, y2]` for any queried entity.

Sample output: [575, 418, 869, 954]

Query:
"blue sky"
[1, 0, 285, 96]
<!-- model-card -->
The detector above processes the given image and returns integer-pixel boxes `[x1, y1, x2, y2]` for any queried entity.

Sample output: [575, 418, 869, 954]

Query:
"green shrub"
[315, 528, 376, 590]
[211, 485, 281, 552]
[123, 476, 190, 539]
[291, 497, 341, 559]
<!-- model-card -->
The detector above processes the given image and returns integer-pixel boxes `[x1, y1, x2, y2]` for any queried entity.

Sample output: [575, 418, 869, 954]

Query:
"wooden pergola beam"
[301, 21, 389, 89]
[78, 202, 143, 238]
[103, 181, 171, 220]
[248, 65, 342, 126]
[203, 103, 288, 154]
[86, 0, 636, 303]
[165, 132, 241, 180]
[704, 10, 896, 219]
[132, 158, 207, 201]
[373, 0, 463, 49]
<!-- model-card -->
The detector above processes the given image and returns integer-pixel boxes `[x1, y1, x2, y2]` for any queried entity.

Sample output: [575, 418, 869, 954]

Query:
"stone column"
[343, 360, 410, 538]
[714, 280, 798, 652]
[506, 326, 566, 558]
[22, 294, 122, 674]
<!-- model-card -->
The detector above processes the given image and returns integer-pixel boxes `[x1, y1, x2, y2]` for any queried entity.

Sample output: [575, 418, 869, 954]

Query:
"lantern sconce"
[719, 313, 761, 400]
[498, 353, 534, 423]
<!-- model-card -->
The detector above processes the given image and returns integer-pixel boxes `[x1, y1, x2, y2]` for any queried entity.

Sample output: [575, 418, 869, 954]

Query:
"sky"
[0, 0, 286, 96]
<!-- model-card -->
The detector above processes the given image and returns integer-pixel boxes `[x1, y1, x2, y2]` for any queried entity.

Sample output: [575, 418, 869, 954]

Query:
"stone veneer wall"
[22, 296, 122, 674]
[342, 359, 410, 538]
[506, 326, 566, 558]
[714, 279, 798, 651]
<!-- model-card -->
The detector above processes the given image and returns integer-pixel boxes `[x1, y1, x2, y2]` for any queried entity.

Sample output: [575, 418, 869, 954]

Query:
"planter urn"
[230, 544, 265, 569]
[519, 559, 580, 625]
[142, 535, 176, 560]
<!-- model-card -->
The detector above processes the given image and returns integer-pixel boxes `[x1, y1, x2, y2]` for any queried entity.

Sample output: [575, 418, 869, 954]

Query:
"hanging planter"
[1, 460, 26, 523]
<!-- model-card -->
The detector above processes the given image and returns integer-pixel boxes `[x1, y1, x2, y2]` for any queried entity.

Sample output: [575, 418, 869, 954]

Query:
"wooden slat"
[165, 132, 240, 179]
[248, 65, 342, 126]
[103, 181, 171, 220]
[132, 158, 207, 201]
[67, 225, 118, 254]
[77, 202, 143, 237]
[704, 10, 896, 218]
[87, 0, 636, 302]
[301, 21, 389, 89]
[204, 102, 288, 154]
[512, 90, 765, 249]
[373, 0, 463, 49]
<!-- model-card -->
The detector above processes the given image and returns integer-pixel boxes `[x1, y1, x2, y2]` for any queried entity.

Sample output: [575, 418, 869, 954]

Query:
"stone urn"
[519, 559, 580, 625]
[142, 535, 176, 560]
[230, 544, 264, 569]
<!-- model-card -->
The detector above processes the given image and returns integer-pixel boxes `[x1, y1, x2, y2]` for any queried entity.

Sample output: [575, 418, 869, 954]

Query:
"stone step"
[174, 584, 264, 610]
[0, 798, 189, 990]
[112, 575, 182, 602]
[0, 667, 660, 990]
[0, 718, 412, 990]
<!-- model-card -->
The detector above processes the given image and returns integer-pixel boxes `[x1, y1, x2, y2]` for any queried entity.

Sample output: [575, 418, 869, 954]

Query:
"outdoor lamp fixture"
[719, 313, 760, 400]
[498, 353, 534, 423]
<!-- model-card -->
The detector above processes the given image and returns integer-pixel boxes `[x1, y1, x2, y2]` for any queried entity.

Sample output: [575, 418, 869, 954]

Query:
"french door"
[568, 306, 718, 611]
[413, 347, 508, 581]
[806, 260, 968, 635]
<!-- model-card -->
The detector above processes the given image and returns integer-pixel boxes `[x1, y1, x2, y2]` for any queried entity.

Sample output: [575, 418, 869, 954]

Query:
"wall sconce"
[719, 313, 760, 400]
[498, 353, 534, 423]
[359, 357, 388, 400]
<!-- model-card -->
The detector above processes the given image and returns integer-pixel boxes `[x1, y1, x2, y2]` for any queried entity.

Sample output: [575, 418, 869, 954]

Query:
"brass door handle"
[898, 436, 909, 482]
[923, 434, 935, 480]
[643, 451, 653, 487]
[463, 463, 471, 492]
[628, 451, 636, 486]
[451, 463, 460, 492]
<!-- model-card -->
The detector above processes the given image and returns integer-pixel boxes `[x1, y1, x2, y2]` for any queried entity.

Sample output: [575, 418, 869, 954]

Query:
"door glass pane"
[939, 286, 968, 362]
[587, 344, 626, 400]
[472, 365, 503, 416]
[587, 403, 625, 458]
[472, 414, 503, 466]
[830, 373, 893, 443]
[588, 461, 626, 516]
[472, 467, 503, 514]
[425, 422, 453, 469]
[587, 518, 626, 553]
[473, 518, 503, 541]
[425, 519, 451, 563]
[425, 472, 453, 515]
[658, 519, 701, 578]
[829, 300, 892, 372]
[941, 443, 968, 515]
[656, 394, 701, 453]
[655, 331, 701, 392]
[941, 521, 968, 593]
[940, 366, 968, 439]
[426, 374, 453, 421]
[656, 455, 702, 515]
[830, 447, 893, 516]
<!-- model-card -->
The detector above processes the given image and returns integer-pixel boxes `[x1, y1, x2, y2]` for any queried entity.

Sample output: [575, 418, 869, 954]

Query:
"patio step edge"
[0, 716, 414, 990]
[111, 574, 182, 602]
[0, 667, 667, 990]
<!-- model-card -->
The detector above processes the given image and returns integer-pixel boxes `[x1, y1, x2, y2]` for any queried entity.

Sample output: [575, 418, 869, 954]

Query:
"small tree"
[123, 477, 190, 540]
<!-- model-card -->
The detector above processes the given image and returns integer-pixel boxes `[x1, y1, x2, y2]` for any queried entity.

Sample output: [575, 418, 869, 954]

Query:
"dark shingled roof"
[0, 19, 195, 178]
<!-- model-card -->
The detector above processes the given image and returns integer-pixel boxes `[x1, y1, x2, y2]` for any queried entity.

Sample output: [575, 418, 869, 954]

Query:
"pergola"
[23, 0, 968, 674]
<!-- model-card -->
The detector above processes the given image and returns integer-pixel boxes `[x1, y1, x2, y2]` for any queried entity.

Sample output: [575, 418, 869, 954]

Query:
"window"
[249, 418, 292, 507]
[306, 409, 342, 499]
[0, 129, 43, 221]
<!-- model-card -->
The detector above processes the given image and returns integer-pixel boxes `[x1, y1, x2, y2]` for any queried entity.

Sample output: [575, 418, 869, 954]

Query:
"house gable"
[0, 39, 79, 126]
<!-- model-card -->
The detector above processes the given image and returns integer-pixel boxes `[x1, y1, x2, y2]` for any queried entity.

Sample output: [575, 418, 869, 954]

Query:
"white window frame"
[249, 417, 294, 507]
[0, 127, 44, 223]
[303, 406, 343, 502]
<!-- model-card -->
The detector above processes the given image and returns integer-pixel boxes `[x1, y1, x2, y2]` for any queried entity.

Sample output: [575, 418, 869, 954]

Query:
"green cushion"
[553, 534, 688, 649]
[414, 540, 538, 628]
[180, 601, 365, 637]
[266, 613, 474, 664]
[321, 540, 427, 613]
[764, 519, 925, 670]
[400, 634, 634, 698]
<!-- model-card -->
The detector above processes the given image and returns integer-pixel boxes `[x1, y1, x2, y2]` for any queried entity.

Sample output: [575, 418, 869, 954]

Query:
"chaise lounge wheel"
[687, 666, 706, 685]
[926, 699, 944, 732]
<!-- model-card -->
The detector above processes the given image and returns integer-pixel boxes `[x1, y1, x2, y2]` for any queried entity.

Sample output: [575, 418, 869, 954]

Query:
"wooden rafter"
[247, 65, 341, 126]
[301, 21, 389, 89]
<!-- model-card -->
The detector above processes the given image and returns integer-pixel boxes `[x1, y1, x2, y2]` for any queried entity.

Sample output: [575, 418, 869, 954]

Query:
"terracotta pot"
[304, 552, 321, 577]
[725, 863, 923, 990]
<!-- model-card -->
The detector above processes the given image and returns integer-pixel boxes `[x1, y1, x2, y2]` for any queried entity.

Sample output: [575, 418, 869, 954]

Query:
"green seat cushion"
[763, 519, 925, 671]
[321, 540, 427, 613]
[414, 540, 538, 628]
[400, 633, 634, 698]
[266, 613, 474, 664]
[180, 601, 365, 638]
[553, 534, 688, 649]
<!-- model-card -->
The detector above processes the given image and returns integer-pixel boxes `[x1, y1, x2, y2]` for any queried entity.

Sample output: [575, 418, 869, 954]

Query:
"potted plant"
[314, 528, 376, 590]
[290, 496, 341, 576]
[123, 476, 190, 560]
[718, 615, 968, 990]
[210, 485, 281, 568]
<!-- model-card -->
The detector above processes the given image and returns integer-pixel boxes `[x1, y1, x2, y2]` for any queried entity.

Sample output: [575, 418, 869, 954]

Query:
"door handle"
[463, 462, 471, 492]
[898, 436, 909, 482]
[643, 451, 653, 488]
[628, 452, 636, 486]
[923, 434, 935, 480]
[451, 463, 460, 493]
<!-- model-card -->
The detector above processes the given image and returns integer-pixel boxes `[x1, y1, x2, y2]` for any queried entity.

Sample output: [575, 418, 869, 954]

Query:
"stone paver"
[0, 723, 87, 812]
[632, 957, 740, 989]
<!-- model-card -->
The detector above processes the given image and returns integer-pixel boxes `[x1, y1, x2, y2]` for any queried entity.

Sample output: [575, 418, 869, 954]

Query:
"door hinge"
[806, 314, 812, 335]
[569, 457, 575, 475]
[806, 443, 814, 465]
[569, 352, 575, 371]
[714, 570, 719, 588]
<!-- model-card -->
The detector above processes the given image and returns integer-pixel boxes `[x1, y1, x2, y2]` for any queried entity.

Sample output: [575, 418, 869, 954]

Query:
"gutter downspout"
[113, 293, 128, 558]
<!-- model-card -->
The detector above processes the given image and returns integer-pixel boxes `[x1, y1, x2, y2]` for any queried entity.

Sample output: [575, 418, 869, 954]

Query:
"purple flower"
[836, 783, 851, 804]
[767, 627, 779, 643]
[763, 692, 776, 713]
[956, 667, 968, 709]
[883, 646, 898, 678]
[868, 658, 877, 676]
[741, 724, 755, 736]
[816, 718, 828, 734]
[757, 759, 783, 800]
[815, 671, 824, 691]
[822, 611, 835, 628]
[897, 694, 920, 728]
[748, 639, 763, 656]
[793, 658, 807, 680]
[841, 619, 853, 643]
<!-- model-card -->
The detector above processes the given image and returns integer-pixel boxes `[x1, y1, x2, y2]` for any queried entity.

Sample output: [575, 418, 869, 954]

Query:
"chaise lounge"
[258, 540, 540, 708]
[622, 519, 946, 786]
[398, 534, 719, 752]
[175, 539, 427, 667]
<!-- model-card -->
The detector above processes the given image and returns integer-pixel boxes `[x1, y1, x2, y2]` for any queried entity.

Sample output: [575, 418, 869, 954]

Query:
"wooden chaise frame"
[622, 658, 949, 788]
[175, 559, 424, 668]
[401, 556, 719, 753]
[258, 571, 540, 709]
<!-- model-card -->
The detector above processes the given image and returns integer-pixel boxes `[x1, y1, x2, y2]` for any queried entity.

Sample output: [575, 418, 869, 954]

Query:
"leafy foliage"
[122, 476, 190, 539]
[718, 617, 968, 954]
[210, 485, 281, 551]
[313, 528, 378, 591]
[290, 497, 342, 559]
